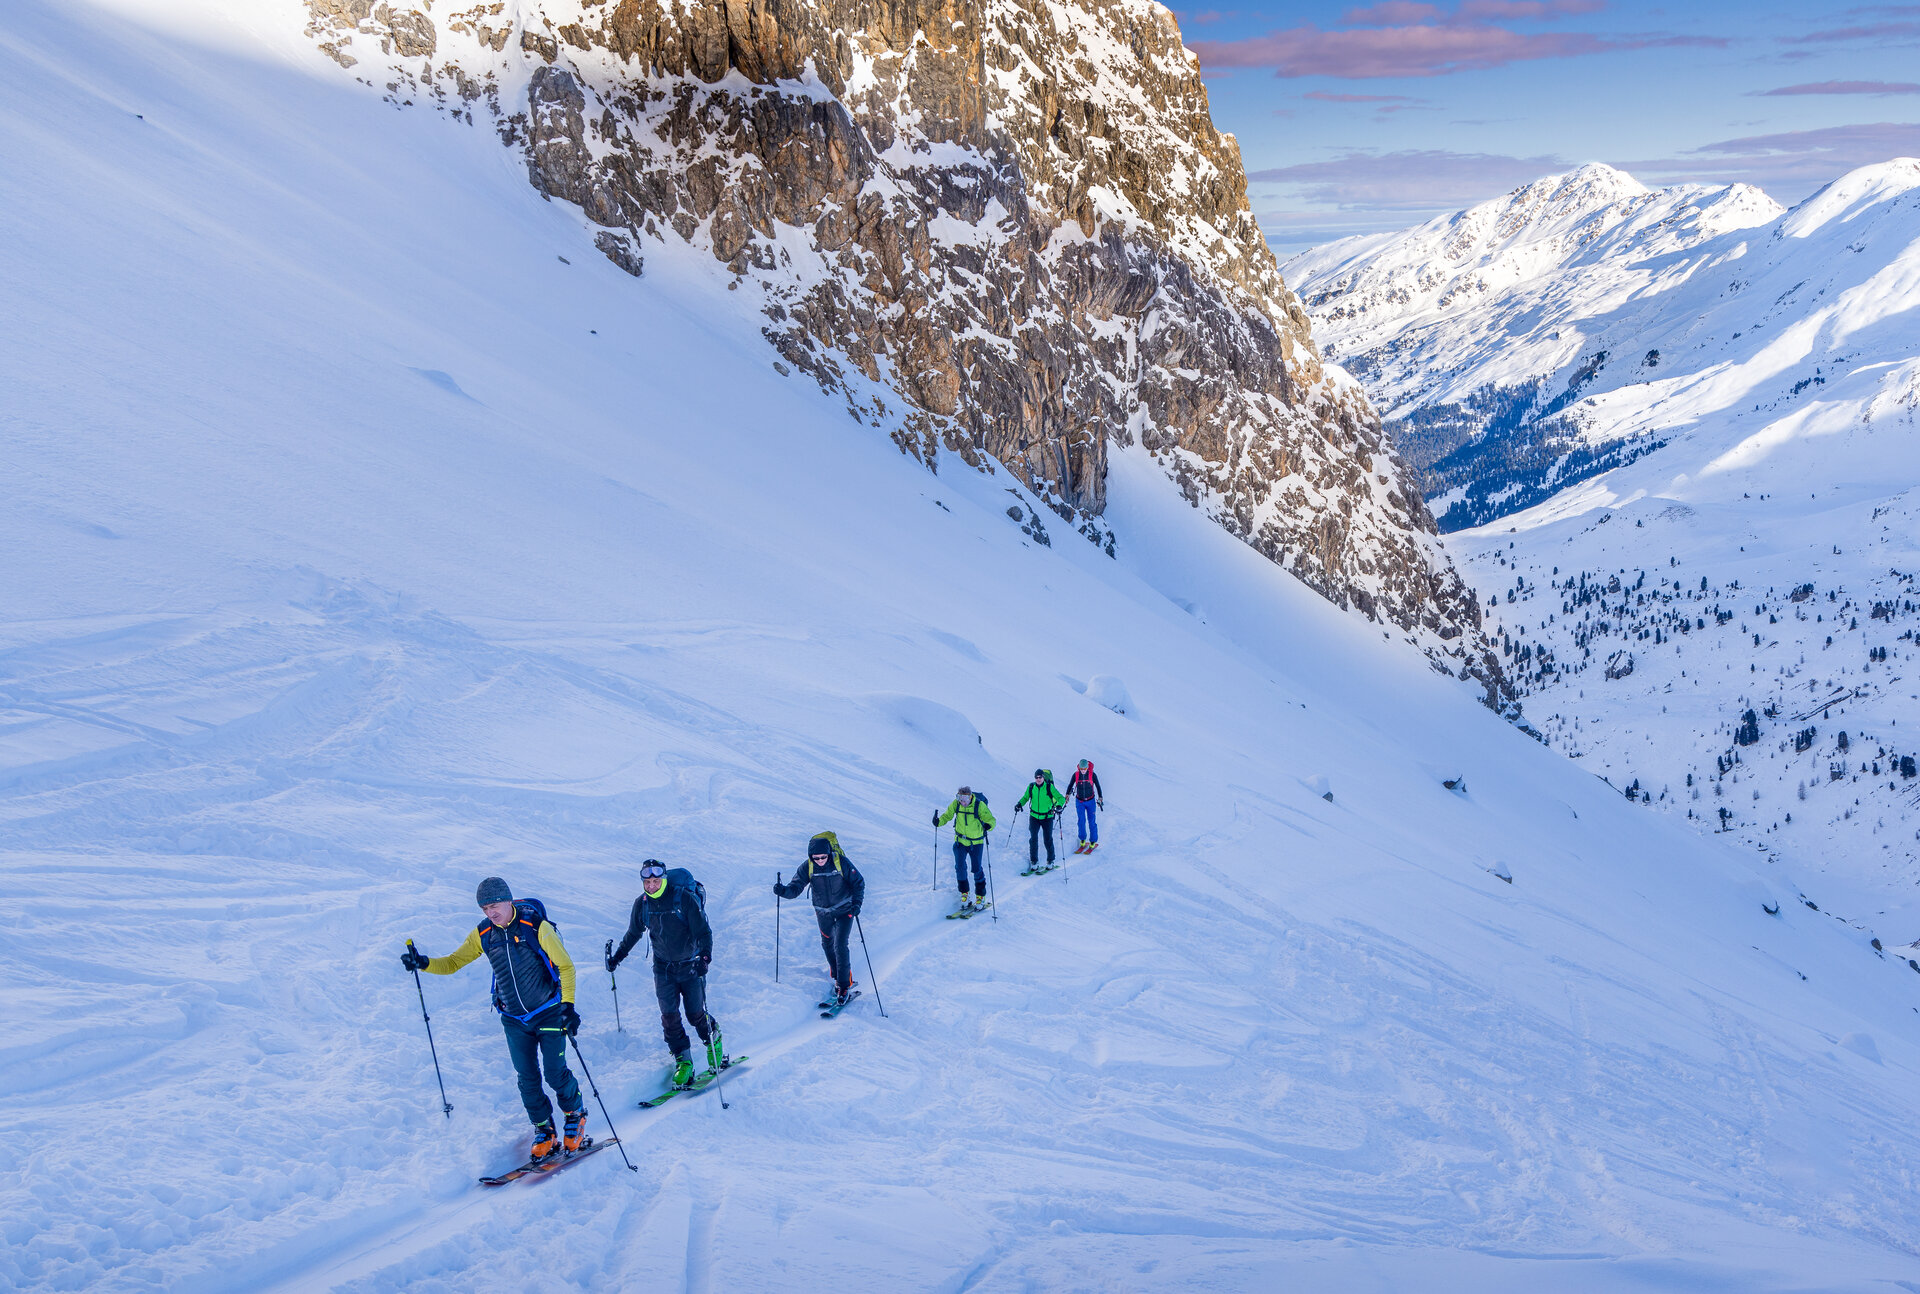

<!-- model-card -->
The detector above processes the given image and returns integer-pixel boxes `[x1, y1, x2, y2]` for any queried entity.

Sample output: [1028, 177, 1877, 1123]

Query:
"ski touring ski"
[820, 989, 861, 1018]
[637, 1057, 749, 1109]
[480, 1136, 621, 1186]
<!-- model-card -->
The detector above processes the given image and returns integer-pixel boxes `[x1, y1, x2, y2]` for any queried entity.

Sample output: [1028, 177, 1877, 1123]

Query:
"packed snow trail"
[6, 3, 1920, 1290]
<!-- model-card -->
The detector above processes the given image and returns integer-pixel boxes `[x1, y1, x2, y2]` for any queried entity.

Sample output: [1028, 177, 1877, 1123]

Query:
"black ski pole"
[605, 939, 623, 1032]
[405, 939, 452, 1120]
[984, 835, 998, 923]
[853, 912, 888, 1017]
[774, 871, 782, 983]
[932, 821, 939, 892]
[567, 1034, 638, 1173]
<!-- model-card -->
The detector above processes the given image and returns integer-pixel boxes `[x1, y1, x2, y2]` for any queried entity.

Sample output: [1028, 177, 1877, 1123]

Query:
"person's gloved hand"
[559, 1002, 581, 1037]
[931, 811, 940, 826]
[773, 881, 785, 898]
[401, 947, 430, 972]
[604, 949, 619, 974]
[849, 906, 862, 921]
[697, 953, 711, 977]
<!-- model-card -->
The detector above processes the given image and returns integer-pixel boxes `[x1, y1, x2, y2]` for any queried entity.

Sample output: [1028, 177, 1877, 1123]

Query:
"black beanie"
[807, 835, 832, 857]
[475, 876, 513, 907]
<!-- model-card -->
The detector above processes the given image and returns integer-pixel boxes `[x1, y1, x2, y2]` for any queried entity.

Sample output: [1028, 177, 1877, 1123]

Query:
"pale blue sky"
[1177, 1, 1920, 254]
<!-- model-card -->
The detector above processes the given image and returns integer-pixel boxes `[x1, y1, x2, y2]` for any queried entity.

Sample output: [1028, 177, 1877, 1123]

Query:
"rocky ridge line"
[302, 0, 1505, 700]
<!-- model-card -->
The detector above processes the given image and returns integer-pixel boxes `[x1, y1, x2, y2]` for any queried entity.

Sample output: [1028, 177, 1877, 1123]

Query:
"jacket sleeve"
[538, 922, 577, 1004]
[424, 926, 483, 976]
[847, 861, 866, 913]
[775, 867, 810, 900]
[934, 800, 955, 827]
[1092, 772, 1104, 799]
[611, 896, 647, 967]
[1014, 786, 1032, 812]
[980, 803, 997, 830]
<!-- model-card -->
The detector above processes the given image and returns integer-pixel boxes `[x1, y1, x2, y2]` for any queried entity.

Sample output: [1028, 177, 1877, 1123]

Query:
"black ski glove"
[931, 811, 940, 826]
[559, 1002, 581, 1037]
[773, 881, 785, 899]
[605, 949, 619, 974]
[401, 947, 429, 972]
[697, 953, 711, 976]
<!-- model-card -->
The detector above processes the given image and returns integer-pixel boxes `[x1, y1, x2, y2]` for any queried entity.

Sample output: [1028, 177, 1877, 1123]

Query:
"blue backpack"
[654, 868, 707, 914]
[479, 898, 561, 1014]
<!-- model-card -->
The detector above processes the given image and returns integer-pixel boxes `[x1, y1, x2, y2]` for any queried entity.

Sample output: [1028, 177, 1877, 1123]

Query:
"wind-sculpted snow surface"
[296, 0, 1500, 696]
[7, 4, 1920, 1290]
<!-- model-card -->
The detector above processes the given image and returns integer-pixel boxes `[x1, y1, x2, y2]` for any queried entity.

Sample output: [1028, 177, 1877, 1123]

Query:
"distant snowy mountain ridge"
[1282, 159, 1920, 533]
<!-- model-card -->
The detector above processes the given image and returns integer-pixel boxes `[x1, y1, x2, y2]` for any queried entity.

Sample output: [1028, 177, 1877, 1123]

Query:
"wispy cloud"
[1303, 91, 1426, 102]
[1249, 148, 1568, 207]
[1756, 81, 1920, 96]
[1779, 20, 1920, 46]
[1622, 122, 1920, 192]
[1192, 4, 1723, 79]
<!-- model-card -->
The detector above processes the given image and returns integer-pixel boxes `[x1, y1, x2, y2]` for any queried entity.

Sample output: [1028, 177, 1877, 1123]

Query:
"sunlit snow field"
[5, 3, 1920, 1290]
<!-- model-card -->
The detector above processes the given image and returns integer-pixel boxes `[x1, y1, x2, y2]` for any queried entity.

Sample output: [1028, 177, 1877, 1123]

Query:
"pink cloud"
[1621, 122, 1920, 195]
[1342, 2, 1441, 22]
[1780, 20, 1920, 44]
[1757, 80, 1920, 95]
[1193, 23, 1720, 78]
[1459, 0, 1605, 18]
[1249, 148, 1568, 207]
[1303, 90, 1425, 102]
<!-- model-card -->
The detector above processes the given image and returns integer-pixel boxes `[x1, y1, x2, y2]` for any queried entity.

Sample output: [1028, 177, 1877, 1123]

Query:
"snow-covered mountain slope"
[8, 5, 1920, 1291]
[1283, 162, 1876, 532]
[291, 0, 1502, 696]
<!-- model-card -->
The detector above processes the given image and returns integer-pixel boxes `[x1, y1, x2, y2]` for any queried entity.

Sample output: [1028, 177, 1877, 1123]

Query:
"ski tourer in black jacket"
[774, 834, 865, 917]
[609, 870, 712, 969]
[775, 832, 865, 997]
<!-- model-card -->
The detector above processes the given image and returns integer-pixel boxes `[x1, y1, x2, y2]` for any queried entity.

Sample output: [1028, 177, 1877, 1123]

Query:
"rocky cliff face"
[302, 0, 1503, 699]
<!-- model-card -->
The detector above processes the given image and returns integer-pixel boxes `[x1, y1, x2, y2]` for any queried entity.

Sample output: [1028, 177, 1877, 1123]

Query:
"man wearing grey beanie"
[403, 877, 586, 1163]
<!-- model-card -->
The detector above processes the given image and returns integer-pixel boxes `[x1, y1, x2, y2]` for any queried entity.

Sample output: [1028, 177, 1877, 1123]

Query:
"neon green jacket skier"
[935, 793, 996, 844]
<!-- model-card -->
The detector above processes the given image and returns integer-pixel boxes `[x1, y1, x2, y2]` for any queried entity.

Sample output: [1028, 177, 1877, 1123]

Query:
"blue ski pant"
[952, 840, 987, 896]
[502, 1004, 581, 1129]
[1076, 798, 1098, 843]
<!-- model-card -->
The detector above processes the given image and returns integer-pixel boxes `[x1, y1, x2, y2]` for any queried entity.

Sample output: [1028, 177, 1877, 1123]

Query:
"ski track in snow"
[7, 2, 1920, 1290]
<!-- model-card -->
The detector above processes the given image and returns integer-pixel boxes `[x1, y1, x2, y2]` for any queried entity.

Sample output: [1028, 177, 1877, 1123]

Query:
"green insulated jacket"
[937, 797, 996, 844]
[1016, 778, 1064, 819]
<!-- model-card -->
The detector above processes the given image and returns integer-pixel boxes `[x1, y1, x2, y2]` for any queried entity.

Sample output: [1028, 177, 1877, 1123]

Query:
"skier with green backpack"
[608, 860, 725, 1091]
[775, 833, 866, 1010]
[934, 787, 996, 914]
[1015, 768, 1066, 874]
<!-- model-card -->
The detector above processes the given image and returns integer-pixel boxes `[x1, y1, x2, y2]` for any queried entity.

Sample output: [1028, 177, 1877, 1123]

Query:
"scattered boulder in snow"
[1303, 774, 1333, 802]
[1085, 675, 1132, 716]
[1604, 650, 1634, 680]
[1489, 860, 1513, 883]
[594, 230, 644, 277]
[1841, 1032, 1882, 1063]
[1443, 776, 1468, 794]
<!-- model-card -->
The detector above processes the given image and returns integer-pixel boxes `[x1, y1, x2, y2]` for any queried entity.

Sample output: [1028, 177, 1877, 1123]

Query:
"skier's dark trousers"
[403, 876, 584, 1159]
[608, 860, 717, 1073]
[1015, 769, 1065, 866]
[774, 833, 865, 998]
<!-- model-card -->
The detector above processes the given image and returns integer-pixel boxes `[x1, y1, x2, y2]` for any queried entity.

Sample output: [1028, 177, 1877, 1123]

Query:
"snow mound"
[1084, 674, 1134, 716]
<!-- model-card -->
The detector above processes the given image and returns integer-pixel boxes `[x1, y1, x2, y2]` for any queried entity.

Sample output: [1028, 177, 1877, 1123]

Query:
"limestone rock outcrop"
[302, 0, 1505, 700]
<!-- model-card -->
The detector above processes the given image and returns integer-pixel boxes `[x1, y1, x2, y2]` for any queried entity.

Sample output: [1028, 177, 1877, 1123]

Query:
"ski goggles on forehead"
[640, 862, 667, 879]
